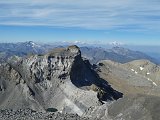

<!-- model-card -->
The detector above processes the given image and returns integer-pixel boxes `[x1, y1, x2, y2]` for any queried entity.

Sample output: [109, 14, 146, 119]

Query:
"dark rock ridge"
[0, 45, 122, 116]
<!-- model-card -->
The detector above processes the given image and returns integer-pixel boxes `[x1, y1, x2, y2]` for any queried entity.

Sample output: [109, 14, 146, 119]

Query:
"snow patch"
[32, 43, 41, 48]
[140, 67, 144, 71]
[147, 78, 157, 86]
[117, 113, 123, 117]
[147, 72, 150, 75]
[27, 41, 41, 48]
[153, 82, 157, 86]
[135, 71, 138, 74]
[109, 41, 124, 46]
[131, 69, 134, 72]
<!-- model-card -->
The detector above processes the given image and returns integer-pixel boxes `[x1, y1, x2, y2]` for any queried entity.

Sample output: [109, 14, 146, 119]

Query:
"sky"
[0, 0, 160, 45]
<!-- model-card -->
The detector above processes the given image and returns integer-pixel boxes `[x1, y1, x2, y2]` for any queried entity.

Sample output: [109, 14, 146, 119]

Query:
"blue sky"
[0, 0, 160, 45]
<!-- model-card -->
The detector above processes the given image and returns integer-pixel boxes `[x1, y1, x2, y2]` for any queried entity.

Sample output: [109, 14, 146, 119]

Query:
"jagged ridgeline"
[0, 45, 122, 115]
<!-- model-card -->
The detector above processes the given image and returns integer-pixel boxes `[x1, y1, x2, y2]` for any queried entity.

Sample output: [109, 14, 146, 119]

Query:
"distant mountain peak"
[25, 41, 40, 48]
[109, 41, 124, 46]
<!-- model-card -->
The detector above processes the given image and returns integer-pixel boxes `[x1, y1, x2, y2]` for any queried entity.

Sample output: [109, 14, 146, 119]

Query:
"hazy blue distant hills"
[80, 46, 159, 64]
[0, 41, 48, 54]
[122, 45, 160, 61]
[0, 41, 159, 64]
[0, 41, 54, 62]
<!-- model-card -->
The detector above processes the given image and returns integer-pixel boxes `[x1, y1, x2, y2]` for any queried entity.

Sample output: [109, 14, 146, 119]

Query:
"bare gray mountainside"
[97, 60, 160, 95]
[83, 94, 160, 120]
[1, 45, 160, 120]
[88, 59, 160, 120]
[0, 45, 122, 118]
[122, 60, 160, 86]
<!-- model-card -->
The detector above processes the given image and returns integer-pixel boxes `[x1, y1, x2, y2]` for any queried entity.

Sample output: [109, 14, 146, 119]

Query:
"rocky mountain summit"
[1, 45, 160, 120]
[0, 45, 122, 119]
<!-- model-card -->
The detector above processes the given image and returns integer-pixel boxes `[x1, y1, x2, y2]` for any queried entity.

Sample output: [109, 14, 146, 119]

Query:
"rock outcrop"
[0, 45, 123, 116]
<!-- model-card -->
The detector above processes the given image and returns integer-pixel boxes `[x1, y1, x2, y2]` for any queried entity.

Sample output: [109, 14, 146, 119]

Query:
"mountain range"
[0, 45, 122, 119]
[0, 41, 159, 65]
[0, 44, 160, 120]
[81, 46, 159, 64]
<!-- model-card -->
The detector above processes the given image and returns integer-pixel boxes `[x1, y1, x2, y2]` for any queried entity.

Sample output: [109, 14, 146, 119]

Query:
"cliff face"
[0, 45, 122, 115]
[23, 45, 81, 84]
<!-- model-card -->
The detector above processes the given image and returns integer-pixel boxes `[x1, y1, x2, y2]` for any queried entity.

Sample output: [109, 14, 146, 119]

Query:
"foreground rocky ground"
[0, 109, 90, 120]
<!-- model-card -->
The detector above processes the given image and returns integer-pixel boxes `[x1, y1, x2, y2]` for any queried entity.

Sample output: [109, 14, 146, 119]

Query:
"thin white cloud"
[0, 0, 160, 31]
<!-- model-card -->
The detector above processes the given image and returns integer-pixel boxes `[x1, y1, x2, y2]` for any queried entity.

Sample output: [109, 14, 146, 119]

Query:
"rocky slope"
[0, 108, 89, 120]
[89, 59, 160, 120]
[122, 60, 160, 86]
[1, 45, 160, 120]
[97, 60, 160, 96]
[83, 94, 160, 120]
[0, 45, 122, 118]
